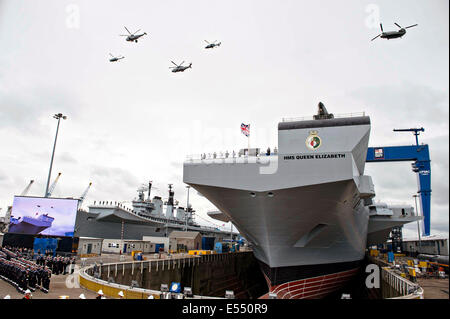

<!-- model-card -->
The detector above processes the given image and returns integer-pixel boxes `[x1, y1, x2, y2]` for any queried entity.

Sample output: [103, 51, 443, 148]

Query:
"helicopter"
[120, 26, 147, 43]
[169, 61, 192, 73]
[109, 53, 125, 62]
[204, 40, 221, 49]
[371, 22, 418, 41]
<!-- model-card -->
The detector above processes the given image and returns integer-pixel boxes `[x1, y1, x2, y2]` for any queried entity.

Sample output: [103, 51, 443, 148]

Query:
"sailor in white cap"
[118, 291, 124, 299]
[79, 293, 86, 299]
[148, 295, 154, 299]
[23, 289, 32, 299]
[3, 295, 11, 299]
[96, 289, 106, 299]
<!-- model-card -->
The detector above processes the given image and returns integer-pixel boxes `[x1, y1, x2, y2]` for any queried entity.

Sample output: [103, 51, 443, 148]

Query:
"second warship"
[74, 183, 234, 241]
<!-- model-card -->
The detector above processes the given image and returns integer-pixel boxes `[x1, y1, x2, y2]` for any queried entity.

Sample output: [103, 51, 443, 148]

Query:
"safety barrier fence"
[381, 267, 424, 299]
[79, 253, 242, 299]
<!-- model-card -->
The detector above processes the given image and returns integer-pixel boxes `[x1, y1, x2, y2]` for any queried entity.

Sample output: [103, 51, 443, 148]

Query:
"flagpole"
[248, 124, 250, 153]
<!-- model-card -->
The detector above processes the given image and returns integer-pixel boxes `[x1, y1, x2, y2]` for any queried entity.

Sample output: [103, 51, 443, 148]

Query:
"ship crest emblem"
[306, 130, 322, 150]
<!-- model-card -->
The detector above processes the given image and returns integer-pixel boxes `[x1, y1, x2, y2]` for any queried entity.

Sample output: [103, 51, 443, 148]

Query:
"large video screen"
[9, 196, 78, 237]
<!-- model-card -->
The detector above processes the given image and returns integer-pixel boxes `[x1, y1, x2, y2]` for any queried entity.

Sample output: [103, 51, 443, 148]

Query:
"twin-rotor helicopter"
[371, 22, 418, 41]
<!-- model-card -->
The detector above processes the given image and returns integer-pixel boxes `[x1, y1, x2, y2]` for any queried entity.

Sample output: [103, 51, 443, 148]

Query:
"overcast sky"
[0, 0, 448, 238]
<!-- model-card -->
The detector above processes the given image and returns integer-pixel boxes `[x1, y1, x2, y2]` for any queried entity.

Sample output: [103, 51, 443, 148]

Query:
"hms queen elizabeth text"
[283, 153, 346, 160]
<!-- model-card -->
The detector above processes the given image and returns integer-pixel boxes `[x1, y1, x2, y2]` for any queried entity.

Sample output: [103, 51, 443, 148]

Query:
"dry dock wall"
[88, 252, 267, 299]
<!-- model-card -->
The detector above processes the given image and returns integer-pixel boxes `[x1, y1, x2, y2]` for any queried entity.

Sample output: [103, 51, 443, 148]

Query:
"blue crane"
[366, 128, 431, 236]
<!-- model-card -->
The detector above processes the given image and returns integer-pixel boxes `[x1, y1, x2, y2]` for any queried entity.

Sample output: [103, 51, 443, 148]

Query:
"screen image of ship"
[9, 196, 79, 237]
[183, 103, 421, 299]
[8, 214, 54, 235]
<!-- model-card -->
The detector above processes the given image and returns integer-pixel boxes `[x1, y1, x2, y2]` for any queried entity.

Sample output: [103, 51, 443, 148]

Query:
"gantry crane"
[366, 127, 431, 236]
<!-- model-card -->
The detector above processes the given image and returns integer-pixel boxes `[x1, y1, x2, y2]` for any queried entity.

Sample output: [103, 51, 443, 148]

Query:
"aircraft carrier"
[74, 183, 232, 241]
[183, 103, 421, 299]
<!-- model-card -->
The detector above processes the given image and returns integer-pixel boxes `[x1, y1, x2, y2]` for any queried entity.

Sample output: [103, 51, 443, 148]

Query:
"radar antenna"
[314, 102, 334, 120]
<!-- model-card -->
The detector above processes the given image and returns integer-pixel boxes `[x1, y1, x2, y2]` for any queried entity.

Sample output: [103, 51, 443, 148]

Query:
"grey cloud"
[90, 166, 139, 188]
[0, 84, 81, 134]
[59, 152, 78, 164]
[351, 83, 448, 128]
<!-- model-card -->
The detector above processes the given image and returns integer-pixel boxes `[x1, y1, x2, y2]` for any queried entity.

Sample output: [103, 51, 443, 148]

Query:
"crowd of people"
[0, 246, 51, 294]
[36, 252, 76, 276]
[0, 246, 76, 295]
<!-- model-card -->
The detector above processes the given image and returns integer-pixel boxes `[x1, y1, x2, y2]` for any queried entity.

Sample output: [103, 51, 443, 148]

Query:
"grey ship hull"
[191, 181, 369, 268]
[8, 221, 51, 235]
[8, 216, 54, 235]
[74, 207, 232, 241]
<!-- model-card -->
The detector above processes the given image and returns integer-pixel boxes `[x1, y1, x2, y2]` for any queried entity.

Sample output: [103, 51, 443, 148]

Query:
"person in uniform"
[36, 267, 42, 288]
[41, 268, 51, 293]
[96, 290, 106, 299]
[118, 291, 124, 299]
[22, 289, 32, 299]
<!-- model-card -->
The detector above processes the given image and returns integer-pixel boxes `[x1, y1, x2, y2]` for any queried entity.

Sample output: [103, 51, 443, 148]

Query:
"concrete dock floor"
[417, 278, 449, 299]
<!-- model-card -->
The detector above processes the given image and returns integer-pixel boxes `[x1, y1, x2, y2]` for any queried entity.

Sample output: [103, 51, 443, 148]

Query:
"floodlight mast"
[185, 186, 190, 231]
[44, 113, 67, 197]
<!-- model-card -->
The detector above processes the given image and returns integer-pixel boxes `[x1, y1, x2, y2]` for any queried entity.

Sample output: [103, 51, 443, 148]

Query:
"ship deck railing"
[281, 112, 366, 123]
[185, 152, 278, 162]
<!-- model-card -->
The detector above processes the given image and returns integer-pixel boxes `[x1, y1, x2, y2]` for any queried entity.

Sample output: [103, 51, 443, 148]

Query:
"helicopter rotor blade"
[171, 61, 178, 67]
[204, 40, 210, 44]
[404, 24, 418, 29]
[134, 29, 141, 35]
[371, 34, 381, 41]
[109, 53, 114, 57]
[180, 61, 185, 66]
[380, 23, 383, 32]
[124, 26, 132, 35]
[394, 23, 402, 29]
